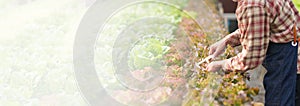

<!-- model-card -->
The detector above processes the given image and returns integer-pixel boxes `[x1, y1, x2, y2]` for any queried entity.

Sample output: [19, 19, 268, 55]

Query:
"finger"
[205, 66, 210, 71]
[206, 63, 212, 71]
[212, 48, 224, 58]
[207, 66, 215, 72]
[211, 50, 221, 58]
[208, 47, 215, 55]
[210, 54, 217, 59]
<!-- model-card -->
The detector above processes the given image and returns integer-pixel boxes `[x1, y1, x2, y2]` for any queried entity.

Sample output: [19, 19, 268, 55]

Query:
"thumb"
[210, 53, 218, 59]
[212, 47, 224, 58]
[211, 53, 217, 58]
[205, 64, 210, 71]
[206, 62, 213, 71]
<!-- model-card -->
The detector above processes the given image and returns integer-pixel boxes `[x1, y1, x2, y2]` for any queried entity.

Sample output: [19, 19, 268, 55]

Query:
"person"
[206, 0, 300, 105]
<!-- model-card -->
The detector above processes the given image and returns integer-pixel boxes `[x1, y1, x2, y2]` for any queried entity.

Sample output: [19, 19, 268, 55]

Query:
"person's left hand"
[206, 59, 229, 72]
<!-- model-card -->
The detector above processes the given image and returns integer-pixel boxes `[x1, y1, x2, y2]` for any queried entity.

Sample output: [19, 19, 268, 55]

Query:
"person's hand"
[209, 39, 227, 58]
[206, 59, 228, 72]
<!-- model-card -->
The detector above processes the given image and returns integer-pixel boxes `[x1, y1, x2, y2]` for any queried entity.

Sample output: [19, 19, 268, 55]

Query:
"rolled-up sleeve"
[224, 29, 242, 47]
[224, 6, 270, 72]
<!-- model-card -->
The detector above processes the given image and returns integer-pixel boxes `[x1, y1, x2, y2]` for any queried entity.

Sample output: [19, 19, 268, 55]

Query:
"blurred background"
[0, 0, 86, 105]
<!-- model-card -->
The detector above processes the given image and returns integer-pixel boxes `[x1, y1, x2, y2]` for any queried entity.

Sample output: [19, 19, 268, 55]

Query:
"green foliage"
[0, 0, 261, 105]
[95, 0, 261, 105]
[179, 17, 259, 106]
[94, 1, 191, 105]
[293, 0, 300, 11]
[128, 37, 171, 70]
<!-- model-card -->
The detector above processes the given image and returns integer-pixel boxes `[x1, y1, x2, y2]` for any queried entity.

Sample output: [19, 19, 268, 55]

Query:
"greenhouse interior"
[0, 0, 300, 106]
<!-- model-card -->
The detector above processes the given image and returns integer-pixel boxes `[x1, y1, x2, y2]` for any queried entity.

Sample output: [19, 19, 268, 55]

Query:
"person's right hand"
[209, 38, 227, 58]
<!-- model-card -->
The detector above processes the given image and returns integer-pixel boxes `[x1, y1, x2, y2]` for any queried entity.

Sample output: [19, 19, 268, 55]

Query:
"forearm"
[224, 29, 241, 47]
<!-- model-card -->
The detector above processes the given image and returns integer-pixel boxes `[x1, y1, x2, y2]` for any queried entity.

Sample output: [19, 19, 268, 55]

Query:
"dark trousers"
[296, 74, 300, 105]
[262, 42, 298, 106]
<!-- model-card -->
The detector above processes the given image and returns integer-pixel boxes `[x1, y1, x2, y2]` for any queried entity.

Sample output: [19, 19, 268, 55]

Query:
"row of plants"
[94, 0, 260, 106]
[94, 1, 189, 105]
[178, 17, 259, 105]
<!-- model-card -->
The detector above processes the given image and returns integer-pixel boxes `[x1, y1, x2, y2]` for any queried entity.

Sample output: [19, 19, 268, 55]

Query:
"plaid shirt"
[223, 0, 300, 73]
